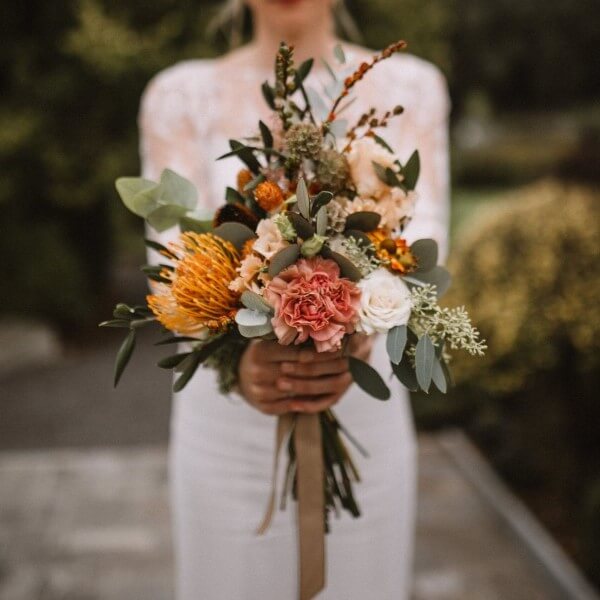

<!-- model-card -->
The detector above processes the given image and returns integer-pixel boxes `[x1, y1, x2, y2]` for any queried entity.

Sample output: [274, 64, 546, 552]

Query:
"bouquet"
[102, 41, 485, 599]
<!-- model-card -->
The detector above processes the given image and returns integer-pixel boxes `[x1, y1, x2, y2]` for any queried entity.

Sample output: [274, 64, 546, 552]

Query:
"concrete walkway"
[0, 438, 578, 600]
[1, 329, 597, 599]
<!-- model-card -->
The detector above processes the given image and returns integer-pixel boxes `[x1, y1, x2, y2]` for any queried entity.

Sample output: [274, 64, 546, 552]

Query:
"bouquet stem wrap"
[257, 413, 325, 600]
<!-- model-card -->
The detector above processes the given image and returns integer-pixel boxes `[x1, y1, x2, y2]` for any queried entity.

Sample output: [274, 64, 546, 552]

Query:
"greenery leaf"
[316, 206, 328, 236]
[115, 177, 158, 217]
[114, 330, 136, 387]
[144, 238, 176, 259]
[296, 178, 310, 219]
[344, 211, 381, 232]
[261, 81, 276, 110]
[268, 244, 301, 277]
[411, 238, 439, 273]
[241, 290, 273, 314]
[310, 191, 334, 216]
[286, 212, 314, 239]
[431, 355, 448, 393]
[225, 186, 245, 204]
[179, 216, 213, 234]
[344, 229, 373, 248]
[348, 356, 391, 400]
[146, 204, 188, 232]
[391, 357, 419, 391]
[386, 325, 408, 365]
[221, 140, 261, 173]
[173, 353, 202, 392]
[415, 334, 435, 392]
[372, 162, 403, 188]
[155, 335, 200, 346]
[160, 168, 197, 209]
[295, 58, 314, 85]
[99, 319, 130, 328]
[243, 173, 266, 192]
[371, 134, 395, 153]
[321, 247, 362, 281]
[213, 222, 256, 251]
[333, 43, 346, 64]
[158, 352, 190, 369]
[401, 150, 420, 191]
[259, 120, 273, 148]
[410, 266, 452, 297]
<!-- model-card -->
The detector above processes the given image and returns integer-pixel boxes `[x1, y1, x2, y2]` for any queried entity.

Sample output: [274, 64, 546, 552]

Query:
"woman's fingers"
[280, 358, 348, 378]
[277, 372, 352, 396]
[290, 394, 340, 414]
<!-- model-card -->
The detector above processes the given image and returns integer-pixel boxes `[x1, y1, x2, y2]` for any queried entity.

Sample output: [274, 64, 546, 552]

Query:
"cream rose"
[357, 268, 412, 334]
[347, 137, 398, 199]
[253, 218, 288, 259]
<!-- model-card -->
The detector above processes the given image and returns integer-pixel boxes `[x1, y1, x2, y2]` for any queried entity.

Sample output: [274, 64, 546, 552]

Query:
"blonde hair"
[208, 0, 362, 48]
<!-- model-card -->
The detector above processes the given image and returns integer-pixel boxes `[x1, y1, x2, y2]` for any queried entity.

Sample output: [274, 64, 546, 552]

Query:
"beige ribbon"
[257, 413, 326, 600]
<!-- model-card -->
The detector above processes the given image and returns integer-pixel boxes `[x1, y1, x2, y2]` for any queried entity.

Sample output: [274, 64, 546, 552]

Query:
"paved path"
[0, 439, 565, 600]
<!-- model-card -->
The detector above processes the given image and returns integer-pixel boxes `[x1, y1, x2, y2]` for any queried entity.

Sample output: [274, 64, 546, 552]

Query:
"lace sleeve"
[138, 61, 211, 264]
[402, 65, 451, 264]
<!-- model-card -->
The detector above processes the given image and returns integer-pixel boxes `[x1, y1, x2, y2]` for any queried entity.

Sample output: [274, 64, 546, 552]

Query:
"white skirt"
[169, 335, 417, 600]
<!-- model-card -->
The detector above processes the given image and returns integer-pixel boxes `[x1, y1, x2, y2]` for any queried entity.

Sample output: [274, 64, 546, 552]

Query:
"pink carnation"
[264, 257, 360, 352]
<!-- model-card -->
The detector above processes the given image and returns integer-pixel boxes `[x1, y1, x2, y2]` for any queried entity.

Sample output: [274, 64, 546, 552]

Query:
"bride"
[140, 0, 449, 598]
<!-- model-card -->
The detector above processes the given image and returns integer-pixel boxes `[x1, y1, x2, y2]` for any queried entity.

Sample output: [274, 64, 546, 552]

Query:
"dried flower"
[368, 228, 417, 274]
[285, 122, 323, 162]
[254, 181, 284, 211]
[316, 148, 350, 193]
[236, 169, 254, 193]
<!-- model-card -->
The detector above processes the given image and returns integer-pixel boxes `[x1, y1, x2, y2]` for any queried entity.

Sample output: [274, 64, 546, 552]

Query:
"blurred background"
[1, 0, 599, 598]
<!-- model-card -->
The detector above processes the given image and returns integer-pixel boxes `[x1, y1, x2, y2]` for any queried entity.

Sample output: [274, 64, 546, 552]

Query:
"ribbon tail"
[257, 413, 295, 535]
[296, 413, 325, 600]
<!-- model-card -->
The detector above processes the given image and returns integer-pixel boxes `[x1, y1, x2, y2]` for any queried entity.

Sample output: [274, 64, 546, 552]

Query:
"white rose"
[347, 137, 398, 199]
[253, 218, 288, 259]
[357, 268, 412, 334]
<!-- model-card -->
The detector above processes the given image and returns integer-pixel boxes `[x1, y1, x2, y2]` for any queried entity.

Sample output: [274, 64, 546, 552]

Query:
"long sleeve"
[401, 65, 451, 264]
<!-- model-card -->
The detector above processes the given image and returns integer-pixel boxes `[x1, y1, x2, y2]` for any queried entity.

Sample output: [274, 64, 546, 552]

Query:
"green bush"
[443, 179, 600, 583]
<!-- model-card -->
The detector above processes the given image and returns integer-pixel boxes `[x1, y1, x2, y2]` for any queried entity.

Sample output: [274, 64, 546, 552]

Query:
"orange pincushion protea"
[147, 232, 241, 334]
[254, 180, 284, 211]
[367, 228, 418, 274]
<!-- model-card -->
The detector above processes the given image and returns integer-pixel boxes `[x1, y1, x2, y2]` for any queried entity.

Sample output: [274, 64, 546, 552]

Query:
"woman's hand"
[238, 336, 373, 416]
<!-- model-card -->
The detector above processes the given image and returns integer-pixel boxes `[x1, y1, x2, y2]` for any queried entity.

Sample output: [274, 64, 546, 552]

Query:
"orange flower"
[236, 169, 253, 193]
[254, 181, 284, 211]
[147, 232, 241, 334]
[367, 228, 417, 274]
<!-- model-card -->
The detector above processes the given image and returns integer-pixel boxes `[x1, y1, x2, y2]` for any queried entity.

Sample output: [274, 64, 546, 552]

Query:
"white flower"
[229, 254, 264, 293]
[347, 137, 399, 199]
[357, 268, 412, 334]
[253, 218, 288, 259]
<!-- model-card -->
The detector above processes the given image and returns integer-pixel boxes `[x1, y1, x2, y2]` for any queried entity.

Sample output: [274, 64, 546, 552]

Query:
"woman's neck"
[246, 14, 339, 70]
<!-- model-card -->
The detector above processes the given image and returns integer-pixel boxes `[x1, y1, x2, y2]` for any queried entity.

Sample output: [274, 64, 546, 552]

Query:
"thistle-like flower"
[285, 123, 323, 162]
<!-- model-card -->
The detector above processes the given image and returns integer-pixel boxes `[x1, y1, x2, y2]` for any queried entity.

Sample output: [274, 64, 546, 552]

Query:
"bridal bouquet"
[103, 41, 484, 599]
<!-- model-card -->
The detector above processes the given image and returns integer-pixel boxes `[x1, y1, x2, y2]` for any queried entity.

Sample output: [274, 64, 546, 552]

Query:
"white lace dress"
[139, 48, 450, 600]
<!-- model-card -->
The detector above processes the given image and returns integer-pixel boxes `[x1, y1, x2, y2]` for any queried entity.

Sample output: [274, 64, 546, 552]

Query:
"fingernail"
[281, 362, 293, 374]
[278, 379, 293, 391]
[299, 349, 313, 363]
[292, 403, 305, 412]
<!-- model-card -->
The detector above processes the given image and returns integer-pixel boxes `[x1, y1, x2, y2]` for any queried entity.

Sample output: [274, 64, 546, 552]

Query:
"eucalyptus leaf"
[386, 325, 408, 365]
[328, 119, 348, 139]
[431, 355, 447, 393]
[179, 216, 213, 234]
[160, 169, 197, 209]
[115, 177, 159, 217]
[146, 204, 188, 232]
[235, 308, 269, 328]
[213, 222, 256, 251]
[415, 334, 435, 392]
[296, 178, 310, 219]
[310, 191, 334, 216]
[348, 356, 391, 400]
[268, 244, 301, 277]
[306, 86, 329, 121]
[287, 212, 314, 239]
[411, 238, 439, 273]
[114, 330, 136, 387]
[333, 43, 346, 64]
[344, 211, 381, 232]
[259, 120, 273, 148]
[441, 359, 455, 388]
[241, 291, 274, 314]
[321, 247, 362, 282]
[391, 357, 419, 391]
[238, 321, 274, 338]
[401, 150, 420, 191]
[316, 206, 328, 236]
[410, 266, 452, 297]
